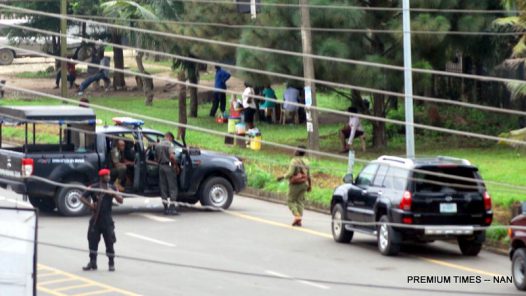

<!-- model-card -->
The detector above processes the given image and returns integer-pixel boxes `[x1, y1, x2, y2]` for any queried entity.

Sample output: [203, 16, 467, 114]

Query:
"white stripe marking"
[265, 270, 330, 290]
[135, 213, 175, 222]
[126, 232, 176, 247]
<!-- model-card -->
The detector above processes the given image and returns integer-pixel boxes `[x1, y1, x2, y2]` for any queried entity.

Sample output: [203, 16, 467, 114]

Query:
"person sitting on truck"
[110, 140, 134, 192]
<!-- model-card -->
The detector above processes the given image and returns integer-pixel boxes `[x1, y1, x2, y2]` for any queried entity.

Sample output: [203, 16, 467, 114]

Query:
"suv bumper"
[0, 178, 27, 195]
[233, 170, 247, 192]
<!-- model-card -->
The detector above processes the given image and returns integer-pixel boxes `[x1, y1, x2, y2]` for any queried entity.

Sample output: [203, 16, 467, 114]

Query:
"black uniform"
[82, 183, 118, 269]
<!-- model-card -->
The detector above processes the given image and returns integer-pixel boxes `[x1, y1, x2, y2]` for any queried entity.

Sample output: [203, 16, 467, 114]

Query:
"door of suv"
[347, 163, 378, 222]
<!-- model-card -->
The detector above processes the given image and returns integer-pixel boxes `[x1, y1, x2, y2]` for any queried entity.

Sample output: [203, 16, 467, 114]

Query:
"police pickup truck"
[0, 106, 247, 216]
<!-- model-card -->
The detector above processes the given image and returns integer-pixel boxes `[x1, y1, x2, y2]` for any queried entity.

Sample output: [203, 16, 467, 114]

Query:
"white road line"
[135, 213, 175, 222]
[126, 232, 176, 247]
[265, 270, 330, 290]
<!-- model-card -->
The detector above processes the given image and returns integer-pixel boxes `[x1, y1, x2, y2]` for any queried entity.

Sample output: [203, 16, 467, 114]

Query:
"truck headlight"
[234, 160, 244, 171]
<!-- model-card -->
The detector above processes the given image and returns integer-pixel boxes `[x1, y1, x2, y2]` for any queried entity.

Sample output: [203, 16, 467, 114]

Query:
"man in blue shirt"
[210, 66, 231, 117]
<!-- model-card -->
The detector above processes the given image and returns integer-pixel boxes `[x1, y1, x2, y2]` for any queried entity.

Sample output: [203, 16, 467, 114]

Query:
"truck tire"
[513, 248, 526, 291]
[28, 196, 56, 213]
[457, 237, 482, 256]
[377, 215, 401, 256]
[331, 203, 353, 243]
[56, 182, 88, 216]
[199, 177, 233, 210]
[0, 49, 14, 65]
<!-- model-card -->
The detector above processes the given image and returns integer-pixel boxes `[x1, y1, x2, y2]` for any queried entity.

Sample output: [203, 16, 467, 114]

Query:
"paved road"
[0, 188, 520, 296]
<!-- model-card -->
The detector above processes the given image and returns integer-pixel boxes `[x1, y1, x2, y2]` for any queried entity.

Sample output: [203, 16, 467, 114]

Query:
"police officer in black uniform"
[80, 168, 123, 271]
[155, 132, 179, 215]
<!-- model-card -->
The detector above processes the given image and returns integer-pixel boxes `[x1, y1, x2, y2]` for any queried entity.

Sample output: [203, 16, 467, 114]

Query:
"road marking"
[265, 270, 330, 290]
[74, 289, 113, 296]
[38, 277, 76, 285]
[229, 211, 504, 277]
[38, 272, 59, 278]
[126, 232, 176, 247]
[37, 264, 140, 296]
[135, 213, 175, 222]
[55, 283, 93, 292]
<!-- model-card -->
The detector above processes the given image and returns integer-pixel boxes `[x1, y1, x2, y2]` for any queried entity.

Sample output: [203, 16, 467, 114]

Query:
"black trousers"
[210, 91, 227, 116]
[87, 219, 116, 264]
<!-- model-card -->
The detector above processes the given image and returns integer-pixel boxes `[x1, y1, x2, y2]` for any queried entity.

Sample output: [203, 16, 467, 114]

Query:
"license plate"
[440, 203, 457, 213]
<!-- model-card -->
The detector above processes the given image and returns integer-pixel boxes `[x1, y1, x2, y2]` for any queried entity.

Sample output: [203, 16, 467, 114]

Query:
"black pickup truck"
[0, 106, 247, 216]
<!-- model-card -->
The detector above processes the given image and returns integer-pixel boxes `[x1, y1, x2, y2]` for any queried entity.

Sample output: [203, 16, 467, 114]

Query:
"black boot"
[168, 204, 179, 216]
[82, 261, 97, 271]
[108, 257, 115, 272]
[163, 202, 169, 215]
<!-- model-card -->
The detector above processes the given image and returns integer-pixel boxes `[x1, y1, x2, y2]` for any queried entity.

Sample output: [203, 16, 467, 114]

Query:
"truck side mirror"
[343, 173, 353, 184]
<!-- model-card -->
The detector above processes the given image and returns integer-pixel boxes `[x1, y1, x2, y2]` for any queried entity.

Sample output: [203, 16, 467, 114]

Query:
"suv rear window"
[411, 166, 481, 193]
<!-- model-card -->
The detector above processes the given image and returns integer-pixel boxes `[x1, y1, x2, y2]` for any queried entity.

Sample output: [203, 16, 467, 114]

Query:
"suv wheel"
[513, 249, 526, 290]
[28, 196, 56, 212]
[457, 237, 482, 256]
[199, 177, 234, 210]
[0, 49, 14, 65]
[377, 215, 401, 256]
[56, 182, 88, 216]
[331, 203, 353, 243]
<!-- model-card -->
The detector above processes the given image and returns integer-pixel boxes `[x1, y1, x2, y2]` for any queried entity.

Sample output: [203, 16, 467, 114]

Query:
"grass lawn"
[1, 96, 525, 211]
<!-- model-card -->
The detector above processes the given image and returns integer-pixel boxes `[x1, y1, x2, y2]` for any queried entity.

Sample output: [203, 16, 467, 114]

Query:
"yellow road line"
[55, 283, 94, 292]
[38, 272, 59, 278]
[37, 264, 140, 296]
[36, 285, 69, 296]
[38, 277, 77, 285]
[227, 211, 503, 277]
[73, 289, 112, 296]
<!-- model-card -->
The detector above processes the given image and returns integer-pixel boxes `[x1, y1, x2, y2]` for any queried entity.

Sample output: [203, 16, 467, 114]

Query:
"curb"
[239, 187, 508, 256]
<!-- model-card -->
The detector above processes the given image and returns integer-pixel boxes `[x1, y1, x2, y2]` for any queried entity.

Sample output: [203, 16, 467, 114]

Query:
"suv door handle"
[378, 191, 383, 195]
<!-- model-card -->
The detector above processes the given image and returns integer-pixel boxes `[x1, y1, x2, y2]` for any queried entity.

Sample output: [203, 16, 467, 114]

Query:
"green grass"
[15, 71, 53, 79]
[1, 96, 525, 209]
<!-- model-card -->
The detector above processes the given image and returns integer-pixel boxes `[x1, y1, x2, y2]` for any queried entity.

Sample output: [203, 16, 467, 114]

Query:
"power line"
[5, 22, 526, 120]
[3, 80, 526, 194]
[69, 14, 526, 36]
[6, 46, 526, 150]
[4, 4, 526, 92]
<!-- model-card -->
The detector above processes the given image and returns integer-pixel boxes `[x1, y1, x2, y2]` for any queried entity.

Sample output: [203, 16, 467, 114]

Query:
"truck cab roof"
[0, 106, 96, 123]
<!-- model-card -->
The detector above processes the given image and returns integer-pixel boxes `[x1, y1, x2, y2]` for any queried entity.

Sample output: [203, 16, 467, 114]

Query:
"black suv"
[330, 156, 492, 256]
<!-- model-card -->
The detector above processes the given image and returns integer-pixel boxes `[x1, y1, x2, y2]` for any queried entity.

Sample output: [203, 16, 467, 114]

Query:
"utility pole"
[60, 0, 67, 99]
[299, 0, 320, 152]
[402, 0, 415, 158]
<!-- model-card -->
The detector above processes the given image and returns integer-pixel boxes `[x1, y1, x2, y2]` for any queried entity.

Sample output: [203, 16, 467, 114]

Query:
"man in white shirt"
[242, 81, 257, 129]
[340, 107, 366, 153]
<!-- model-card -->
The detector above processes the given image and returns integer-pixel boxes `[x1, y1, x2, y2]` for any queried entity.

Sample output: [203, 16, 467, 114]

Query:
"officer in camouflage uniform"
[110, 139, 133, 192]
[155, 132, 179, 215]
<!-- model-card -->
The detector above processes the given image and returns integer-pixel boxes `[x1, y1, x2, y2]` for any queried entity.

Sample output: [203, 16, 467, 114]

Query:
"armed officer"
[80, 169, 123, 272]
[155, 132, 180, 215]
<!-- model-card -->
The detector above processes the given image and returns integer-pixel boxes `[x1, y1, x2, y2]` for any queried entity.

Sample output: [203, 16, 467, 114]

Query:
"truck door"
[348, 163, 378, 223]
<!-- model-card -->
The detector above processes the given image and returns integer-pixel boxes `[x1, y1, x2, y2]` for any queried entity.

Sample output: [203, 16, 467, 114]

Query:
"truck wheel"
[457, 237, 482, 256]
[199, 177, 233, 210]
[513, 248, 526, 291]
[377, 215, 401, 256]
[28, 196, 56, 213]
[331, 203, 353, 243]
[56, 182, 88, 216]
[0, 49, 14, 65]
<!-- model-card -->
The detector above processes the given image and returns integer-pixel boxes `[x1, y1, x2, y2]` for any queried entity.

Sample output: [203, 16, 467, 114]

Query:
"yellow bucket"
[228, 118, 240, 134]
[250, 135, 262, 151]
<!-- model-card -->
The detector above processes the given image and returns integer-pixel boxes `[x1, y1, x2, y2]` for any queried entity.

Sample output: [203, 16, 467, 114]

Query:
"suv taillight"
[483, 191, 492, 211]
[400, 191, 412, 211]
[21, 158, 34, 177]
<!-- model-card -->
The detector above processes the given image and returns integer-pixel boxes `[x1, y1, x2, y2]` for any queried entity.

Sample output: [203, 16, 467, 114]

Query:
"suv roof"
[375, 155, 474, 169]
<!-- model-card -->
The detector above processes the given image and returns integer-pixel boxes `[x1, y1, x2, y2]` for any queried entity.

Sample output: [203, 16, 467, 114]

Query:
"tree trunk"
[177, 71, 188, 140]
[112, 33, 126, 90]
[372, 94, 387, 149]
[135, 51, 154, 106]
[187, 62, 199, 118]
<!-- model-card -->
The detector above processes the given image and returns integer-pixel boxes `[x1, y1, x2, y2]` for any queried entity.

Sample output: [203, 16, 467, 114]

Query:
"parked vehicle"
[330, 155, 493, 256]
[510, 203, 526, 291]
[0, 106, 247, 216]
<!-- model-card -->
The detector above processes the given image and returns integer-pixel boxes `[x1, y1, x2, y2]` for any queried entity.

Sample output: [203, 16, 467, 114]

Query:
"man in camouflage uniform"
[155, 132, 180, 215]
[110, 140, 133, 192]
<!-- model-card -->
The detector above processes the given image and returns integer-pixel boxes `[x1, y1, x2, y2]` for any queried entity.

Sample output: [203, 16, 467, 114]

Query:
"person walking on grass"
[340, 107, 366, 153]
[277, 146, 311, 227]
